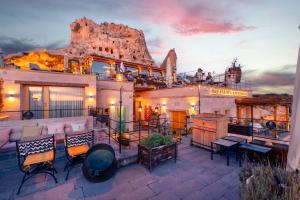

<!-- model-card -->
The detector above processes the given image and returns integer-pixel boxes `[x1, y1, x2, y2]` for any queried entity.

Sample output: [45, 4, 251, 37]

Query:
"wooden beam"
[15, 80, 89, 87]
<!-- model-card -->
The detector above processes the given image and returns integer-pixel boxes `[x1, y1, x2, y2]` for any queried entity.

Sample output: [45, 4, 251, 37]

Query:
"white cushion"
[47, 123, 65, 135]
[70, 122, 86, 132]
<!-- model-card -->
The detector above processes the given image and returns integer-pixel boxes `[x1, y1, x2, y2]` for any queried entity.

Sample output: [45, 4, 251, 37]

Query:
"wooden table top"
[223, 136, 247, 143]
[212, 139, 238, 147]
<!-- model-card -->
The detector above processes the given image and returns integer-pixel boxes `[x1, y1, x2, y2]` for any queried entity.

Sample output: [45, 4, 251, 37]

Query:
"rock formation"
[63, 18, 155, 66]
[160, 48, 177, 71]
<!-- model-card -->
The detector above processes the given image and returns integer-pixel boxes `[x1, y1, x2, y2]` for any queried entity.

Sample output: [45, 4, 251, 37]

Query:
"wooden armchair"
[64, 130, 94, 180]
[16, 134, 57, 195]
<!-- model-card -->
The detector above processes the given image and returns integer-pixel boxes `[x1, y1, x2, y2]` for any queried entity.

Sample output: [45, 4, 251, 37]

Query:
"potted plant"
[138, 133, 177, 171]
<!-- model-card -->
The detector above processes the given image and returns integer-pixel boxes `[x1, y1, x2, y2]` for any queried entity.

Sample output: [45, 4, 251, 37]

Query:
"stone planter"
[138, 142, 177, 171]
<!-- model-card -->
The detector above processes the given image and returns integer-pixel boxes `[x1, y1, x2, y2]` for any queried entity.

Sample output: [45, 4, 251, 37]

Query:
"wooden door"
[171, 111, 187, 137]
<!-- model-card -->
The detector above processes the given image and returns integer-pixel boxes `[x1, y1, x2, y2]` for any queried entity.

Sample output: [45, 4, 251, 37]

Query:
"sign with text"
[209, 88, 249, 97]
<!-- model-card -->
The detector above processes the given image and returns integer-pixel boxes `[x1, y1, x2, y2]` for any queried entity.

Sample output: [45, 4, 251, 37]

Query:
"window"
[29, 87, 44, 119]
[152, 71, 162, 78]
[92, 61, 111, 79]
[125, 67, 139, 76]
[49, 87, 84, 118]
[26, 86, 84, 119]
[140, 69, 149, 76]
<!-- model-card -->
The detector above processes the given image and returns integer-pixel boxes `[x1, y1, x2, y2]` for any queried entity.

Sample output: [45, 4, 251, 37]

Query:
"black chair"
[16, 135, 57, 194]
[64, 130, 94, 180]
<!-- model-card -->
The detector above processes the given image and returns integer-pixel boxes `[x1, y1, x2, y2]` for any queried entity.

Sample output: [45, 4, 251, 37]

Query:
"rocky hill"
[62, 18, 154, 66]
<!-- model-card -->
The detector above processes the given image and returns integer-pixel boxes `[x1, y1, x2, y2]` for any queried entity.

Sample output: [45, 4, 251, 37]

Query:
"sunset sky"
[0, 0, 299, 94]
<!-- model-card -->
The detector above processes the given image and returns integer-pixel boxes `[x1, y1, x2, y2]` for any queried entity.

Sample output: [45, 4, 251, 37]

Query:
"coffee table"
[82, 143, 117, 182]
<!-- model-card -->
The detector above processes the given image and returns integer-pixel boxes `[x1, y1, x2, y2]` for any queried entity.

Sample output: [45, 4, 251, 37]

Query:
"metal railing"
[0, 108, 90, 120]
[106, 116, 192, 154]
[228, 117, 291, 142]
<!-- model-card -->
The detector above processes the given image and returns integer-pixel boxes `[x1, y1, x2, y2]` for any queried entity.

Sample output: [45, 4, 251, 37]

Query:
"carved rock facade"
[63, 18, 155, 66]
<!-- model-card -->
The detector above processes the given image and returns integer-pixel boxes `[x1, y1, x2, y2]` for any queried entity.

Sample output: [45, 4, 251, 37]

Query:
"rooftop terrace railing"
[106, 116, 192, 154]
[0, 108, 94, 120]
[228, 117, 291, 142]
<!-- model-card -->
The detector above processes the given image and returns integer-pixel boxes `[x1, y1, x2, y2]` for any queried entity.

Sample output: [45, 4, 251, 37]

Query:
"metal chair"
[64, 130, 94, 180]
[16, 134, 57, 195]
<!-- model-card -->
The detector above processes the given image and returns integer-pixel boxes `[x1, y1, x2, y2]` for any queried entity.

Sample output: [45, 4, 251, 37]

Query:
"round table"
[82, 143, 117, 182]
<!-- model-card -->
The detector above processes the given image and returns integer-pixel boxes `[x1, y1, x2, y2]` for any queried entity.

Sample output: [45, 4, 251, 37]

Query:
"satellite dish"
[266, 121, 276, 130]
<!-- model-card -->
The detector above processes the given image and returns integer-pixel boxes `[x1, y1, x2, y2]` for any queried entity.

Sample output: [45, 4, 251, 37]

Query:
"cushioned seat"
[23, 150, 54, 166]
[67, 144, 89, 157]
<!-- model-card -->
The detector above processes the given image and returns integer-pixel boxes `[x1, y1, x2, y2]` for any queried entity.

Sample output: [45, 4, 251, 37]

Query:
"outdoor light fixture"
[138, 106, 142, 112]
[154, 106, 159, 113]
[116, 73, 123, 81]
[191, 104, 195, 110]
[7, 91, 16, 101]
[88, 94, 94, 101]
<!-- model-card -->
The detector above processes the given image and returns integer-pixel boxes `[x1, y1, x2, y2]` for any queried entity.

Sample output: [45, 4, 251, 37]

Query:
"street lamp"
[119, 86, 123, 153]
[197, 84, 201, 114]
[138, 101, 142, 120]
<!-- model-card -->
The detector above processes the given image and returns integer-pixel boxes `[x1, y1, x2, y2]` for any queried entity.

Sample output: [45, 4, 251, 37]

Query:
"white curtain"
[49, 87, 84, 118]
[287, 47, 300, 171]
[29, 86, 44, 119]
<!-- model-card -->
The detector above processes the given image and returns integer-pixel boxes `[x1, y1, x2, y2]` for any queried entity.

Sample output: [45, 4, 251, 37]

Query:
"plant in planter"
[239, 163, 300, 200]
[138, 133, 177, 171]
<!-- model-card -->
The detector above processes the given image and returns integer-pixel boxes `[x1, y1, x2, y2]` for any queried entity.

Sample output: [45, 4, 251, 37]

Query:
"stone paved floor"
[0, 136, 241, 200]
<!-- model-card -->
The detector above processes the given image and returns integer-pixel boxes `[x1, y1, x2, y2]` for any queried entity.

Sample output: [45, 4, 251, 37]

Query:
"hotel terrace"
[0, 18, 294, 199]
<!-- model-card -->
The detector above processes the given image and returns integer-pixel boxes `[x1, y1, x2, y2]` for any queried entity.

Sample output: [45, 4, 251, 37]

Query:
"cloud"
[0, 36, 63, 54]
[248, 64, 296, 94]
[133, 0, 254, 36]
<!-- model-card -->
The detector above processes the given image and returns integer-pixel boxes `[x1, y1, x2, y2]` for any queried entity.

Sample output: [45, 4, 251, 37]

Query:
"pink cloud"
[134, 0, 254, 36]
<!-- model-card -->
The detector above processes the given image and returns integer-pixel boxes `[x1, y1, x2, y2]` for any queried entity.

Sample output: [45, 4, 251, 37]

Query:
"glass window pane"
[125, 67, 139, 76]
[92, 61, 111, 79]
[49, 87, 84, 118]
[29, 87, 44, 119]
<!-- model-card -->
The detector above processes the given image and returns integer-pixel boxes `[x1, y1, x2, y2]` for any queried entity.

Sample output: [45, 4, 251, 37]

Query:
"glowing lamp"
[116, 73, 123, 82]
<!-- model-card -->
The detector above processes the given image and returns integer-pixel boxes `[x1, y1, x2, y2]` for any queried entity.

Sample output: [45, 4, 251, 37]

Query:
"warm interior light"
[154, 106, 159, 113]
[138, 107, 142, 112]
[116, 73, 123, 81]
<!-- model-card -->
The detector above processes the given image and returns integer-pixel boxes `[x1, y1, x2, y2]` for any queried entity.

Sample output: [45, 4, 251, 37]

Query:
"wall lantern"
[191, 104, 195, 111]
[116, 73, 123, 82]
[88, 93, 95, 101]
[7, 91, 16, 101]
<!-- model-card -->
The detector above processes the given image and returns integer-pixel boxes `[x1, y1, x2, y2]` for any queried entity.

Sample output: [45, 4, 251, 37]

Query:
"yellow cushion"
[67, 144, 89, 156]
[23, 150, 54, 166]
[22, 126, 42, 139]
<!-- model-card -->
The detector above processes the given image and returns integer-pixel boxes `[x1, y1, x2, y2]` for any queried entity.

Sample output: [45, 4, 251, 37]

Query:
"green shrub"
[141, 133, 172, 148]
[240, 163, 300, 200]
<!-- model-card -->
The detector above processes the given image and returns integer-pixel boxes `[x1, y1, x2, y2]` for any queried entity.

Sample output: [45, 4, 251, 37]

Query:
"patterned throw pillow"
[47, 123, 65, 135]
[0, 128, 11, 144]
[22, 126, 42, 139]
[70, 122, 86, 132]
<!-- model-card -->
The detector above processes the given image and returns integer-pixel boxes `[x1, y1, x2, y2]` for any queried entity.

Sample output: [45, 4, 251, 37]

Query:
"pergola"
[235, 95, 292, 125]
